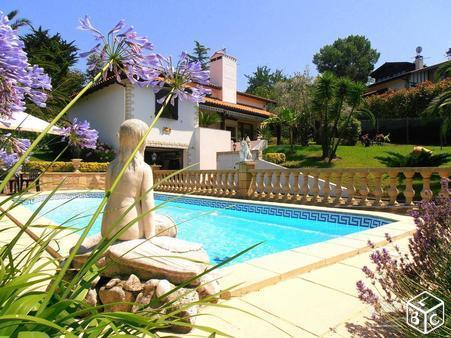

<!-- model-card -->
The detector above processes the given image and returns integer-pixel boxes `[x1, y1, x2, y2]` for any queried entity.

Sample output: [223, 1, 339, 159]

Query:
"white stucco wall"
[193, 127, 231, 169]
[68, 84, 125, 148]
[132, 86, 198, 153]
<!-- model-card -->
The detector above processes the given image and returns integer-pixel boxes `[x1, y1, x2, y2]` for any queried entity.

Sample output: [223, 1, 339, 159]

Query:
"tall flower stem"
[40, 88, 175, 311]
[0, 60, 113, 193]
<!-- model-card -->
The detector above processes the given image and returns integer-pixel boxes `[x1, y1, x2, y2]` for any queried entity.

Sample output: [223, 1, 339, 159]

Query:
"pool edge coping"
[1, 190, 416, 299]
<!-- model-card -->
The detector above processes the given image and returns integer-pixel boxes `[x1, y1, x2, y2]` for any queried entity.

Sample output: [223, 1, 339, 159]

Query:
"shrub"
[339, 116, 361, 146]
[376, 147, 451, 167]
[264, 152, 286, 164]
[24, 161, 109, 172]
[82, 141, 115, 162]
[356, 197, 450, 336]
[365, 78, 451, 118]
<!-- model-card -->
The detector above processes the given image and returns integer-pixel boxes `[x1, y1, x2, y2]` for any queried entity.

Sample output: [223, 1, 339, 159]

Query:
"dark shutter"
[155, 90, 178, 120]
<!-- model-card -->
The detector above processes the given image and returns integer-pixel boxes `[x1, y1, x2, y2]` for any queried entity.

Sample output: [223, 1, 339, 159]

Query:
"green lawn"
[265, 144, 451, 168]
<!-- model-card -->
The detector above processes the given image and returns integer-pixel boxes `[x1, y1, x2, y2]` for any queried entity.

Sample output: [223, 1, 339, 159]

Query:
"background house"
[68, 50, 273, 170]
[366, 47, 451, 96]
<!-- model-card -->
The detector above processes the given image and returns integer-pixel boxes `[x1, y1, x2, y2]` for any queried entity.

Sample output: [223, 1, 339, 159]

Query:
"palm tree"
[262, 107, 299, 151]
[425, 61, 451, 148]
[6, 10, 32, 30]
[198, 111, 220, 127]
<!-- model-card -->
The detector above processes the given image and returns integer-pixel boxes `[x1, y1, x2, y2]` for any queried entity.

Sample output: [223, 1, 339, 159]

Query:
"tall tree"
[6, 10, 31, 30]
[313, 35, 380, 83]
[312, 72, 368, 161]
[21, 27, 84, 120]
[188, 41, 210, 70]
[245, 66, 286, 99]
[273, 71, 314, 145]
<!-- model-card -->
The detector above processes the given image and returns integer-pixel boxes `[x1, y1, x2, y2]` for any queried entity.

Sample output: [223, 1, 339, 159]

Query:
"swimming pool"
[21, 192, 392, 264]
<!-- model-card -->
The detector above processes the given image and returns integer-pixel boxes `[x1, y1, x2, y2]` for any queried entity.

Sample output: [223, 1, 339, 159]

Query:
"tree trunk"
[276, 125, 282, 145]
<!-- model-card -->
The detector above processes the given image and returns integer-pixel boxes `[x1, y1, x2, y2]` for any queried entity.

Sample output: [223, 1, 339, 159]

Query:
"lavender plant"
[356, 197, 451, 336]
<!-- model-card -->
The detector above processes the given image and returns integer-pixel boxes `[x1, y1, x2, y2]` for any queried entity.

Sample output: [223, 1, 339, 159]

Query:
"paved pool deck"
[1, 192, 415, 337]
[182, 236, 411, 337]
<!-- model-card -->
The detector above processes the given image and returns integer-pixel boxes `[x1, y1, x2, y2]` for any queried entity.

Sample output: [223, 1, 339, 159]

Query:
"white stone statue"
[101, 119, 175, 240]
[239, 138, 253, 162]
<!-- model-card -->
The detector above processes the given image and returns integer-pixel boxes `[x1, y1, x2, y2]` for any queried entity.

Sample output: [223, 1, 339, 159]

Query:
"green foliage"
[339, 116, 361, 145]
[24, 160, 109, 172]
[366, 78, 451, 119]
[198, 110, 220, 127]
[312, 71, 367, 161]
[6, 9, 31, 30]
[21, 27, 85, 121]
[264, 152, 286, 164]
[376, 149, 451, 167]
[188, 41, 210, 70]
[273, 71, 314, 146]
[313, 35, 380, 83]
[245, 66, 286, 99]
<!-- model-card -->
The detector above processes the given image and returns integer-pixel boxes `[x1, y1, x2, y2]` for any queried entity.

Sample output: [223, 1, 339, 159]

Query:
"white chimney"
[209, 49, 237, 104]
[415, 46, 424, 70]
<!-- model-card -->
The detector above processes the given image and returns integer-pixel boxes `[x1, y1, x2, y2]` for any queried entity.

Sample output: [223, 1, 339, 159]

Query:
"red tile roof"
[202, 97, 273, 117]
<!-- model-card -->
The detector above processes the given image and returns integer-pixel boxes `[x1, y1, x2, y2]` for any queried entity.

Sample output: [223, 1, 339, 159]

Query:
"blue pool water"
[21, 193, 391, 264]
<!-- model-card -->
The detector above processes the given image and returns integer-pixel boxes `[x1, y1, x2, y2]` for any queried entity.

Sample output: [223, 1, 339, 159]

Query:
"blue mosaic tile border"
[20, 191, 393, 228]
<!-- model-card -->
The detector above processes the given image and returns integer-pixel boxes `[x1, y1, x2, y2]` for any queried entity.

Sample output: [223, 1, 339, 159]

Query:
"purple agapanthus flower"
[149, 52, 211, 104]
[78, 15, 158, 87]
[0, 12, 52, 118]
[0, 149, 19, 170]
[62, 118, 98, 150]
[79, 16, 211, 104]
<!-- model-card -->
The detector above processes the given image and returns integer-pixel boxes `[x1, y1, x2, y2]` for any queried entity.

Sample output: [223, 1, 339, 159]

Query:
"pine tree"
[189, 41, 210, 70]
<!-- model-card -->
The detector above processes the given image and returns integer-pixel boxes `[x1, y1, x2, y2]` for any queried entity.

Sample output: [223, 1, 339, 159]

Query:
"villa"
[68, 50, 274, 170]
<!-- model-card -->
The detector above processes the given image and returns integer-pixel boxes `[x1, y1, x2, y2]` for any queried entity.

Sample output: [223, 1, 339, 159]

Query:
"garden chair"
[21, 169, 41, 192]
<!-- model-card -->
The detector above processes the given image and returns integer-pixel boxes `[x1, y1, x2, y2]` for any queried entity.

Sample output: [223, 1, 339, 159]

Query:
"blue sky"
[3, 0, 451, 90]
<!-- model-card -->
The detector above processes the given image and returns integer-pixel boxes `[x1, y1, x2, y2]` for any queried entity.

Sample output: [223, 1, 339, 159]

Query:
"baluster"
[224, 172, 230, 195]
[263, 172, 272, 200]
[420, 169, 433, 201]
[438, 169, 449, 198]
[333, 170, 344, 205]
[209, 172, 215, 194]
[248, 171, 256, 198]
[322, 172, 331, 205]
[282, 172, 291, 202]
[372, 170, 384, 207]
[403, 170, 415, 205]
[272, 171, 281, 199]
[301, 170, 310, 203]
[291, 171, 300, 202]
[359, 170, 370, 206]
[311, 170, 320, 204]
[346, 171, 356, 206]
[256, 172, 264, 198]
[387, 169, 399, 205]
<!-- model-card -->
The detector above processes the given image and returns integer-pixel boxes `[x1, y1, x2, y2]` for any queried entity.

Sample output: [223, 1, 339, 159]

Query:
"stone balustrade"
[154, 166, 450, 209]
[154, 169, 238, 197]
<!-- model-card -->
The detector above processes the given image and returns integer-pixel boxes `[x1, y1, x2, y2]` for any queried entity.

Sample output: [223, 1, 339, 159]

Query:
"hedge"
[365, 78, 451, 118]
[24, 161, 109, 172]
[264, 153, 286, 164]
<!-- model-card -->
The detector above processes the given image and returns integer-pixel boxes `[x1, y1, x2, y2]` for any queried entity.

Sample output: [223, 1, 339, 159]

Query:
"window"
[155, 90, 178, 120]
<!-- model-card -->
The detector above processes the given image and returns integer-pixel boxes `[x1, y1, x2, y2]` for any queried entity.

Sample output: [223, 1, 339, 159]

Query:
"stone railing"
[153, 170, 239, 196]
[154, 164, 450, 209]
